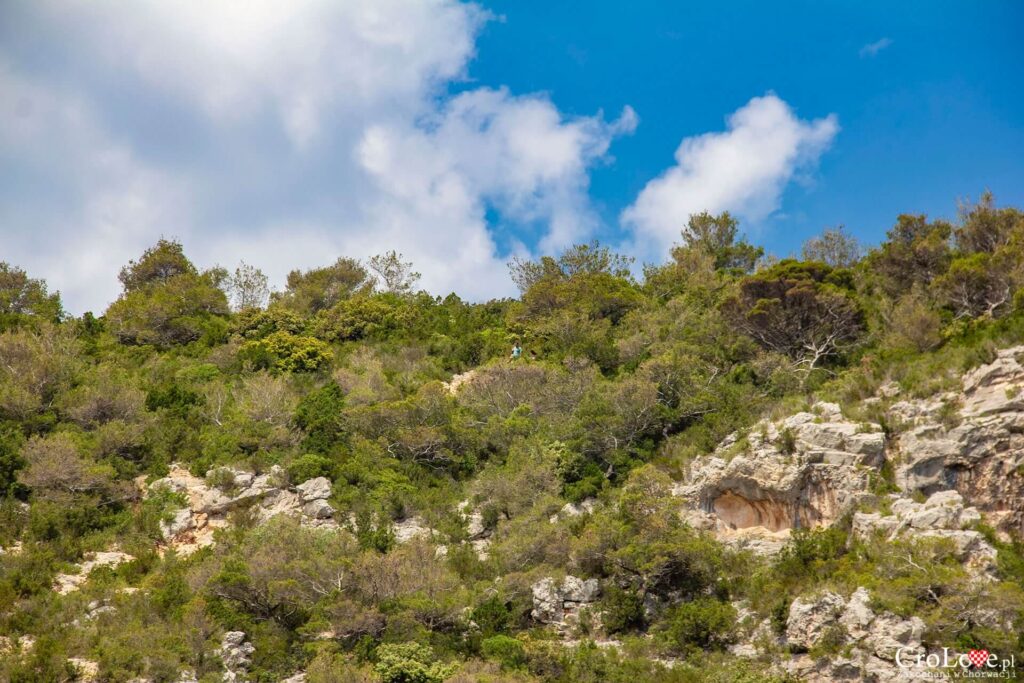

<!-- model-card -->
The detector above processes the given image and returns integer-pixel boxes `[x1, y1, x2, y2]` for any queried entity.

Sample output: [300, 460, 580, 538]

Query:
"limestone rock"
[55, 550, 134, 594]
[531, 575, 600, 627]
[68, 658, 99, 682]
[160, 508, 194, 539]
[219, 631, 255, 680]
[393, 516, 432, 544]
[147, 465, 340, 555]
[561, 576, 600, 603]
[786, 592, 846, 650]
[531, 577, 563, 624]
[675, 402, 883, 540]
[891, 346, 1024, 536]
[302, 499, 335, 520]
[775, 587, 924, 681]
[852, 490, 996, 573]
[296, 477, 332, 502]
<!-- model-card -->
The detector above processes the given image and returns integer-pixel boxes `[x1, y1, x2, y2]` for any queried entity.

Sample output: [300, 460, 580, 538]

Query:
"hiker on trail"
[510, 340, 522, 360]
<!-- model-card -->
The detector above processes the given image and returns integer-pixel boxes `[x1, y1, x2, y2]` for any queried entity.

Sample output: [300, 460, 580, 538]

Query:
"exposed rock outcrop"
[54, 550, 134, 594]
[149, 466, 337, 555]
[675, 402, 884, 551]
[392, 516, 433, 544]
[891, 346, 1024, 537]
[778, 587, 925, 682]
[852, 490, 996, 572]
[219, 631, 255, 682]
[531, 576, 600, 632]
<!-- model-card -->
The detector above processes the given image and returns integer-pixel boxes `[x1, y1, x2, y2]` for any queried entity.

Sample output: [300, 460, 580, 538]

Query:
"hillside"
[2, 198, 1024, 682]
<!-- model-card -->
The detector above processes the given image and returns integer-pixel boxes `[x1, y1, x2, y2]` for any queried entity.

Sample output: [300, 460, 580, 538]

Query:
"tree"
[508, 241, 633, 293]
[870, 214, 952, 293]
[106, 242, 229, 347]
[801, 225, 862, 268]
[225, 261, 269, 311]
[368, 251, 421, 295]
[954, 191, 1024, 255]
[0, 263, 62, 327]
[271, 257, 370, 314]
[18, 433, 115, 502]
[118, 238, 196, 292]
[675, 211, 763, 274]
[935, 251, 1020, 319]
[722, 260, 864, 371]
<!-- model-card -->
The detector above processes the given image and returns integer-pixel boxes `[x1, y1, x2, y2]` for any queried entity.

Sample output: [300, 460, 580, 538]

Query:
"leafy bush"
[480, 635, 526, 670]
[287, 453, 337, 483]
[656, 597, 736, 655]
[374, 642, 456, 683]
[240, 331, 333, 372]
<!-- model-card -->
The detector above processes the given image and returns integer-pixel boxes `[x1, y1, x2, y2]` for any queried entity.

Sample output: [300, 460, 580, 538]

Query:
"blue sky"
[1, 1, 1022, 313]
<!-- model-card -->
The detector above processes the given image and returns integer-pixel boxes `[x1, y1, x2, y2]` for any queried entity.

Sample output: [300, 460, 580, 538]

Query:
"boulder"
[393, 517, 432, 544]
[531, 575, 600, 626]
[160, 508, 194, 539]
[302, 499, 335, 520]
[296, 477, 332, 502]
[531, 577, 563, 624]
[561, 576, 600, 603]
[219, 631, 255, 677]
[786, 592, 846, 650]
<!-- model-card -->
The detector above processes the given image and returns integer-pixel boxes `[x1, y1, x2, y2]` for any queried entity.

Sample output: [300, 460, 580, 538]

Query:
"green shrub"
[656, 597, 736, 655]
[286, 453, 337, 483]
[294, 382, 346, 454]
[471, 596, 512, 636]
[600, 585, 646, 634]
[374, 642, 455, 683]
[480, 635, 526, 670]
[240, 331, 333, 372]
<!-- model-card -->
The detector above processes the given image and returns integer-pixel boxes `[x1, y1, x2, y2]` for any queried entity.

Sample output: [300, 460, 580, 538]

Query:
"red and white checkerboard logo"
[967, 649, 989, 668]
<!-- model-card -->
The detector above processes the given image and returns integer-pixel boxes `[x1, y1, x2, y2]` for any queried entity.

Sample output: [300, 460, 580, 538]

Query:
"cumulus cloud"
[0, 2, 835, 313]
[859, 37, 893, 58]
[26, 0, 486, 147]
[621, 94, 838, 259]
[0, 63, 192, 311]
[0, 0, 640, 312]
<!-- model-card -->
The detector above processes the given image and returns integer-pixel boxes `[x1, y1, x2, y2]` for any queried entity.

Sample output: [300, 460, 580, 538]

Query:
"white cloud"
[1, 3, 837, 314]
[316, 88, 635, 298]
[859, 37, 893, 58]
[0, 63, 192, 312]
[0, 1, 638, 311]
[621, 94, 838, 259]
[33, 0, 487, 147]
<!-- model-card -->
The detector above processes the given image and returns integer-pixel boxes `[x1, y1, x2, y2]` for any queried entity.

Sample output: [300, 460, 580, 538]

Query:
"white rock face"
[219, 631, 255, 681]
[68, 657, 99, 682]
[296, 477, 332, 502]
[531, 575, 600, 629]
[148, 468, 338, 555]
[160, 508, 194, 539]
[785, 592, 846, 650]
[675, 402, 884, 551]
[892, 346, 1024, 536]
[392, 516, 432, 544]
[853, 490, 996, 573]
[54, 550, 134, 594]
[778, 587, 925, 682]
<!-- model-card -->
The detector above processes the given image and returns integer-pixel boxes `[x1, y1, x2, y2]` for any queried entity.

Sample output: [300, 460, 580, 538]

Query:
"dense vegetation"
[2, 192, 1024, 682]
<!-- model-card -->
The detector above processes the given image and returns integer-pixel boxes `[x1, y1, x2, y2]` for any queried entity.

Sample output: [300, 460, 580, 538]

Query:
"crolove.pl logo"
[897, 648, 1017, 679]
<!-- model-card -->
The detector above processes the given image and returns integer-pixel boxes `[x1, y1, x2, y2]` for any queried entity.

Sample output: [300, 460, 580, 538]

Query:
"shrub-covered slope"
[2, 197, 1024, 682]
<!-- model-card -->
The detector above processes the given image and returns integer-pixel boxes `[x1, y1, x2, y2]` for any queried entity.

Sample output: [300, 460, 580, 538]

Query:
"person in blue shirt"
[510, 340, 522, 360]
